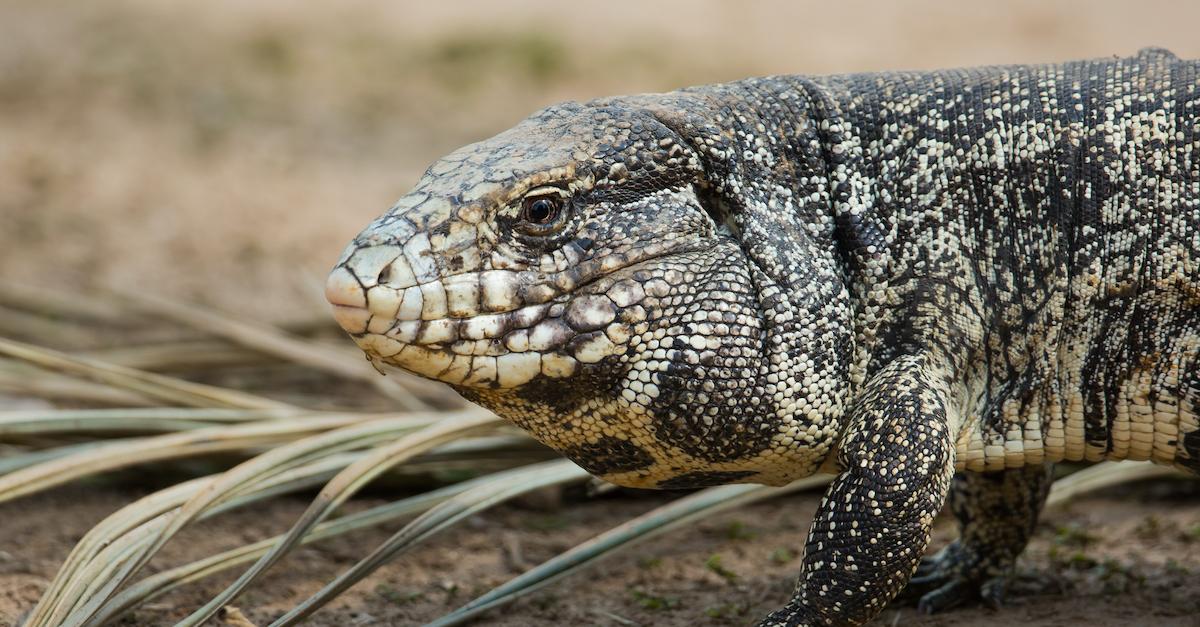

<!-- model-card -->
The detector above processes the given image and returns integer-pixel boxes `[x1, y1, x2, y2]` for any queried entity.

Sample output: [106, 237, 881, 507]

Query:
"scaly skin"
[327, 49, 1200, 625]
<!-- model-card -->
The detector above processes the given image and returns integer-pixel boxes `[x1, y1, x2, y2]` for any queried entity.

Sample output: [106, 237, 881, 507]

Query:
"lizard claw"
[911, 552, 941, 579]
[899, 541, 1009, 613]
[913, 575, 1006, 614]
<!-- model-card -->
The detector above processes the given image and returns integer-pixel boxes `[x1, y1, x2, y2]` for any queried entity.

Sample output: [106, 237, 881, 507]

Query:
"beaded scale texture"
[326, 49, 1200, 625]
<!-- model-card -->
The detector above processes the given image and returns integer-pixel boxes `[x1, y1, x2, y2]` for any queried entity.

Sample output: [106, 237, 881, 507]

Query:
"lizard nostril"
[377, 264, 392, 285]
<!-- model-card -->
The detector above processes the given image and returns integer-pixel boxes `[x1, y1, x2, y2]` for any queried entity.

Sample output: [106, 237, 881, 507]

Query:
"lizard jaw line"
[348, 330, 579, 389]
[337, 294, 586, 388]
[332, 249, 682, 388]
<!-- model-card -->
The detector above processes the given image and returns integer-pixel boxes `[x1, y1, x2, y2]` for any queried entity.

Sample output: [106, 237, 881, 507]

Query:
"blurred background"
[3, 0, 1199, 324]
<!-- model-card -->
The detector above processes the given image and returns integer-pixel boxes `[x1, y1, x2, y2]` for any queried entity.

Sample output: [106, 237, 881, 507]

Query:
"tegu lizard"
[326, 48, 1200, 625]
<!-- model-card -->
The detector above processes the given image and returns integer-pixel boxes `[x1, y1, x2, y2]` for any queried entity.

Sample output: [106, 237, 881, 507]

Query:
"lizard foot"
[899, 541, 1007, 613]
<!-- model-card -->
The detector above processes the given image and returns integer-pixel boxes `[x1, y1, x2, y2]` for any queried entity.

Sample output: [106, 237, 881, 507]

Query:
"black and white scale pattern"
[327, 49, 1200, 625]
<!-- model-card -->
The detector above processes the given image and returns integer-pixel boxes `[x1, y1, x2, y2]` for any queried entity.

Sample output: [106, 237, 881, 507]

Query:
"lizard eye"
[520, 193, 564, 228]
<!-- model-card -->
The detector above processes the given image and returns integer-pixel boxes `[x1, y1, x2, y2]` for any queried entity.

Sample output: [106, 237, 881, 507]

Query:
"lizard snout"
[326, 241, 419, 335]
[326, 265, 369, 334]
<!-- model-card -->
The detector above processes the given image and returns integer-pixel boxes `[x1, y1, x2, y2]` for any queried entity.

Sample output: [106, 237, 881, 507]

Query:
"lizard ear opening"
[640, 106, 743, 237]
[694, 183, 741, 238]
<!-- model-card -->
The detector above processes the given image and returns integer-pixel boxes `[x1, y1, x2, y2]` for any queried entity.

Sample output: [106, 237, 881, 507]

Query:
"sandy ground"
[3, 1, 1200, 625]
[1, 477, 1198, 626]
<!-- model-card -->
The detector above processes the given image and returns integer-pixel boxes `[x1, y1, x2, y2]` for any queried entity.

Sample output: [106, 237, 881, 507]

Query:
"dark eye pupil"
[525, 197, 558, 224]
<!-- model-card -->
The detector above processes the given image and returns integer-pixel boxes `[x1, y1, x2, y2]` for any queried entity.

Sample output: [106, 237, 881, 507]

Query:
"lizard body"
[327, 48, 1200, 625]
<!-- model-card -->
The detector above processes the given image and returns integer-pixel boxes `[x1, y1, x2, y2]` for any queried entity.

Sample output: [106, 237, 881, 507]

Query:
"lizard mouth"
[345, 295, 564, 361]
[334, 296, 582, 388]
[327, 248, 678, 388]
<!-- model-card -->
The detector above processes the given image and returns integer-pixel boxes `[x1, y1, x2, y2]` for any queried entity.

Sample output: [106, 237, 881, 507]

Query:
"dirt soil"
[1, 478, 1198, 626]
[3, 1, 1200, 626]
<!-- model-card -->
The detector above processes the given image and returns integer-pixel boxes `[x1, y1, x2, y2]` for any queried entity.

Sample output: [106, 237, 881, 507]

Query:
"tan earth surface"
[1, 1, 1199, 625]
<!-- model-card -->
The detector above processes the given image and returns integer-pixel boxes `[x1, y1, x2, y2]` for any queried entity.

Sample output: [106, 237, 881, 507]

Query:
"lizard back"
[808, 49, 1200, 472]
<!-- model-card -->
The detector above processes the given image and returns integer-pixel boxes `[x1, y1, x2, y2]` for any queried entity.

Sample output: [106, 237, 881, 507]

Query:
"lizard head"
[328, 99, 840, 488]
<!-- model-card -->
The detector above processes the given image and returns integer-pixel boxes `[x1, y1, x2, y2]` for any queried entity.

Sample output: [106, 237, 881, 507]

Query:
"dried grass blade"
[1045, 461, 1180, 506]
[0, 407, 302, 437]
[0, 280, 132, 325]
[91, 477, 491, 624]
[0, 440, 125, 474]
[0, 337, 291, 409]
[67, 451, 366, 627]
[141, 410, 501, 627]
[0, 414, 375, 504]
[428, 475, 832, 627]
[32, 414, 444, 627]
[80, 340, 271, 371]
[0, 305, 98, 347]
[115, 290, 437, 410]
[0, 361, 157, 407]
[272, 459, 589, 626]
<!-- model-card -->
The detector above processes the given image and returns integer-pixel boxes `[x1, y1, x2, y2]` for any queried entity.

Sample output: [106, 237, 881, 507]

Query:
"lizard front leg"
[903, 463, 1054, 613]
[760, 355, 956, 627]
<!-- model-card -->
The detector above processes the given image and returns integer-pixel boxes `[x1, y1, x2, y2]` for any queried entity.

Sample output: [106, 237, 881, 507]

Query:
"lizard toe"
[900, 540, 1011, 611]
[916, 578, 982, 614]
[915, 573, 1009, 614]
[911, 552, 943, 579]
